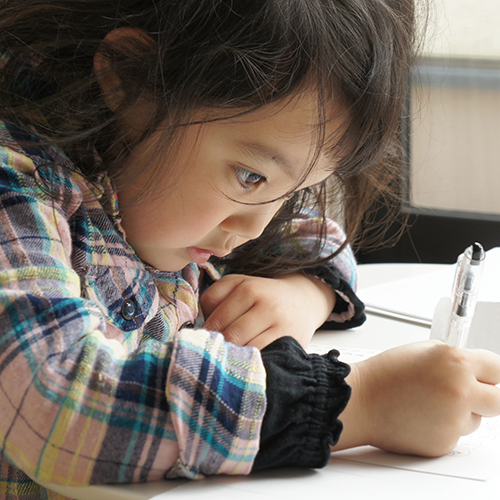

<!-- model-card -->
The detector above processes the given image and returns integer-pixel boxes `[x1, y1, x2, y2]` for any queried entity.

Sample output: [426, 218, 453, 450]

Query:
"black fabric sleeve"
[304, 265, 366, 330]
[252, 336, 351, 471]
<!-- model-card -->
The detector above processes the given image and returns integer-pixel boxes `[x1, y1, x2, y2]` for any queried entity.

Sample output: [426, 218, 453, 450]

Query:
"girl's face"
[117, 93, 344, 272]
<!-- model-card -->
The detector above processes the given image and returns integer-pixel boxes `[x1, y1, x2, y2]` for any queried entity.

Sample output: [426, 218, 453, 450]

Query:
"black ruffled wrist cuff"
[304, 265, 366, 330]
[252, 336, 351, 471]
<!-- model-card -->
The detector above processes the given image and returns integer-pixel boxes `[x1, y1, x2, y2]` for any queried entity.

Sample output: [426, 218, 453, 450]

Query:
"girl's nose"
[220, 204, 280, 240]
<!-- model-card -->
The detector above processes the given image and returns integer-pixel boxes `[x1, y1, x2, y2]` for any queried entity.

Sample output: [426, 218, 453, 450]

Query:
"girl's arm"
[333, 341, 500, 456]
[253, 337, 500, 471]
[202, 216, 365, 349]
[201, 272, 337, 350]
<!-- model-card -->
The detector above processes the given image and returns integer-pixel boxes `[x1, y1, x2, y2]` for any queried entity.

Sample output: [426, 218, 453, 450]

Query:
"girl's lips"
[186, 247, 232, 263]
[186, 247, 213, 263]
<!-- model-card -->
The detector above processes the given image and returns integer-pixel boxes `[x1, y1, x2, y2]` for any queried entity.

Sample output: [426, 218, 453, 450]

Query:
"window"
[356, 0, 500, 264]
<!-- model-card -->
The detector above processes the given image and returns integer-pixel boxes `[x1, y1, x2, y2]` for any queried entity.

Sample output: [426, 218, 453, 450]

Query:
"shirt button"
[180, 321, 194, 329]
[121, 299, 137, 320]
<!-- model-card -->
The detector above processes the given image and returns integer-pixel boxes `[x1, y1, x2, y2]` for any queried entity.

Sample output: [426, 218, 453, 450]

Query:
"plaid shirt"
[0, 122, 359, 499]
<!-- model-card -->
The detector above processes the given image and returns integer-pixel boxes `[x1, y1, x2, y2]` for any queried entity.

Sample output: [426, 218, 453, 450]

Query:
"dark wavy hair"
[0, 0, 420, 276]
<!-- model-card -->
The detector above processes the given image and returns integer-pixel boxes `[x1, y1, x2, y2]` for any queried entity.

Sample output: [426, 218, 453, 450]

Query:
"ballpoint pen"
[446, 242, 485, 348]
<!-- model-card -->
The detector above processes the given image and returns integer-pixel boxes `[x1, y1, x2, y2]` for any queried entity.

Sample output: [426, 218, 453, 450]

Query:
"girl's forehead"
[224, 94, 347, 155]
[201, 90, 346, 131]
[268, 94, 335, 120]
[203, 97, 348, 167]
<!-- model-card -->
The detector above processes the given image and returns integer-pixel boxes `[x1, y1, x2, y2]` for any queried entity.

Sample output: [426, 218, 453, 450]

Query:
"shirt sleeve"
[0, 140, 266, 488]
[281, 214, 366, 329]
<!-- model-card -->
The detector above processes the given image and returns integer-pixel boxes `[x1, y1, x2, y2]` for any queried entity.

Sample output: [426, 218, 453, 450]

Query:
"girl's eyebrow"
[234, 139, 296, 178]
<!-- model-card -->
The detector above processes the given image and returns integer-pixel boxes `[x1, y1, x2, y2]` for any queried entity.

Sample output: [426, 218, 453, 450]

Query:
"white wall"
[410, 0, 500, 217]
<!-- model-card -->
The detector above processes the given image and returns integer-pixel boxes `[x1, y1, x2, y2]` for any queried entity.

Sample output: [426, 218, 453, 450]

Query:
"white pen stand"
[431, 297, 500, 354]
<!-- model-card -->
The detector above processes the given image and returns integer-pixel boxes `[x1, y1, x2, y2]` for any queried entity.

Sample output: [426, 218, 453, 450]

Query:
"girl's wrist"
[330, 361, 372, 452]
[303, 273, 337, 316]
[278, 273, 337, 328]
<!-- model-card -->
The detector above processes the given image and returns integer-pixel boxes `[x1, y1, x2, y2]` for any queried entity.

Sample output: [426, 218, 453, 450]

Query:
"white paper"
[149, 465, 437, 500]
[358, 247, 500, 323]
[333, 416, 500, 481]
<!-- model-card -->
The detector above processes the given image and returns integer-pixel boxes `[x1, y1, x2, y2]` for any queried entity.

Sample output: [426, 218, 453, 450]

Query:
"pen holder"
[431, 297, 500, 354]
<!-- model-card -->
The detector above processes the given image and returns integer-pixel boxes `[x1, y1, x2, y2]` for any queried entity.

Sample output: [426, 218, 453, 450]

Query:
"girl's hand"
[332, 340, 500, 457]
[200, 273, 336, 350]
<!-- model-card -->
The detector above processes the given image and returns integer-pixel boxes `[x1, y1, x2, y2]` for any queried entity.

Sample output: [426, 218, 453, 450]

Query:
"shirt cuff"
[304, 265, 366, 330]
[252, 336, 351, 471]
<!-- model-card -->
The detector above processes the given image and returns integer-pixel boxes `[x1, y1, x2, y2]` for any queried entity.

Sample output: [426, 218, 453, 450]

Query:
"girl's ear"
[93, 27, 155, 112]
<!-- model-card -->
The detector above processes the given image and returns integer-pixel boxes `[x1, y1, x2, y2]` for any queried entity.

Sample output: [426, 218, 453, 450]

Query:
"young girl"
[1, 1, 500, 499]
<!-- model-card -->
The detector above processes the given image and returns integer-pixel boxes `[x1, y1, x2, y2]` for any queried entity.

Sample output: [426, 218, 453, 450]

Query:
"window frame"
[355, 60, 500, 264]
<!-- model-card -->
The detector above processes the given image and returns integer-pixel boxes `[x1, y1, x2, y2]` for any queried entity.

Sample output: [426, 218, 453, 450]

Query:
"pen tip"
[471, 242, 485, 261]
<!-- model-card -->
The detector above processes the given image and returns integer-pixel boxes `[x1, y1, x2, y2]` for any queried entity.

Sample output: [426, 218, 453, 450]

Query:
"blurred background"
[355, 0, 500, 263]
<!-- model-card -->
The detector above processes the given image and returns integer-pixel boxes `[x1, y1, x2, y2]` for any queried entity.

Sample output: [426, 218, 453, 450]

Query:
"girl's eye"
[234, 166, 267, 191]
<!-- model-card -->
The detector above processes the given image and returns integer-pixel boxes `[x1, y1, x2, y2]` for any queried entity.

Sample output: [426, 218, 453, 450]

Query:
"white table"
[42, 263, 500, 499]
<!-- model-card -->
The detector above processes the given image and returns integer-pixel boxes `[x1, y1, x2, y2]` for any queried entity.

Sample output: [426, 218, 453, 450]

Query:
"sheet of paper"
[308, 344, 500, 481]
[332, 418, 500, 481]
[358, 266, 453, 322]
[149, 463, 451, 500]
[357, 247, 500, 322]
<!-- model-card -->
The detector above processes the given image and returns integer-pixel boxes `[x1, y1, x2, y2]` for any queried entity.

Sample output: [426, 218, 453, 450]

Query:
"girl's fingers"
[246, 327, 282, 350]
[218, 310, 273, 347]
[200, 275, 246, 317]
[201, 278, 253, 332]
[469, 349, 500, 385]
[465, 348, 500, 419]
[202, 296, 253, 336]
[471, 383, 500, 418]
[462, 413, 482, 436]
